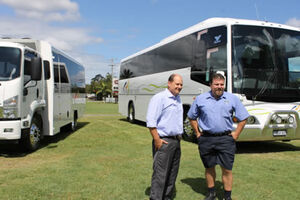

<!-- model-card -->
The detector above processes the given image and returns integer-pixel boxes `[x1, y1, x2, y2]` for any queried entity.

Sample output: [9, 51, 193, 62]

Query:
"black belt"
[160, 135, 181, 140]
[202, 131, 231, 137]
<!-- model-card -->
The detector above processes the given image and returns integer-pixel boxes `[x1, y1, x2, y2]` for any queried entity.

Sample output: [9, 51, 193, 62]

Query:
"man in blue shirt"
[146, 74, 183, 200]
[188, 73, 249, 200]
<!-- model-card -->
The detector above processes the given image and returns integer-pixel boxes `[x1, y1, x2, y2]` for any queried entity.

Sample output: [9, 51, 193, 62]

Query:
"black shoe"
[204, 192, 216, 200]
[223, 197, 232, 200]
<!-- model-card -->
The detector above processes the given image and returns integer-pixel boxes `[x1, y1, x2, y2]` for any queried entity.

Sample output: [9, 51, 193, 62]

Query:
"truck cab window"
[23, 50, 38, 85]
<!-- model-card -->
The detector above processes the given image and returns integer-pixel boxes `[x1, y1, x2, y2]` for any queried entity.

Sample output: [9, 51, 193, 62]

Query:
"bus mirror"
[31, 57, 42, 81]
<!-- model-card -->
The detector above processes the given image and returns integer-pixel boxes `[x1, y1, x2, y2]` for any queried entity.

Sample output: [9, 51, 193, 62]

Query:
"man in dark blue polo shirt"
[188, 73, 249, 200]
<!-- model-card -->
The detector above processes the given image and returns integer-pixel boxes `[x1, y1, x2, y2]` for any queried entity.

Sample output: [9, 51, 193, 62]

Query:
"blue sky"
[0, 0, 299, 83]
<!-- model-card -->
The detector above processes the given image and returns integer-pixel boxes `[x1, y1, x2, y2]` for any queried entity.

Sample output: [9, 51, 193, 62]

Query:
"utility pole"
[109, 58, 115, 98]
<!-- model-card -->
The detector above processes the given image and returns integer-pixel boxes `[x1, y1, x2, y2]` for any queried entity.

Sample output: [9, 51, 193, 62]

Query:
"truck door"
[22, 50, 43, 119]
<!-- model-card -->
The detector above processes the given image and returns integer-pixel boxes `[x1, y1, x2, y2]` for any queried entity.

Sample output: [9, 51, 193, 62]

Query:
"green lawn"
[0, 101, 300, 199]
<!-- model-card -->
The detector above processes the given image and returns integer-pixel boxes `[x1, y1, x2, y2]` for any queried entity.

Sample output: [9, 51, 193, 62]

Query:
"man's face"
[168, 75, 183, 96]
[210, 78, 225, 98]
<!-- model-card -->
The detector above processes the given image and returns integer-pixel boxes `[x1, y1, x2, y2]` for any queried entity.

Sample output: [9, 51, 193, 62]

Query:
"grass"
[84, 100, 119, 114]
[0, 101, 300, 199]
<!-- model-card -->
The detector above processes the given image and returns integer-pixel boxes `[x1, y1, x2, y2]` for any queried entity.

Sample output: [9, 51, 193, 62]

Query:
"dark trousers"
[150, 138, 181, 200]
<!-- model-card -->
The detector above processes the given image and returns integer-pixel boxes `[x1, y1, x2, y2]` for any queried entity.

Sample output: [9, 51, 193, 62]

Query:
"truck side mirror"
[31, 57, 42, 81]
[43, 60, 50, 80]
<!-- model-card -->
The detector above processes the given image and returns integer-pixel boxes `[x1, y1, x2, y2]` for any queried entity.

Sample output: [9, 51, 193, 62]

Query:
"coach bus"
[118, 17, 300, 142]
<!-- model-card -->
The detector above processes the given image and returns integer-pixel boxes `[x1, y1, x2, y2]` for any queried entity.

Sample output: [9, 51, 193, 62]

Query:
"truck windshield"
[232, 25, 300, 102]
[0, 47, 21, 81]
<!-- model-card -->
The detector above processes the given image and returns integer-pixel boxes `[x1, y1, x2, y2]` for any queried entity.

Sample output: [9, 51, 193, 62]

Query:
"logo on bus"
[123, 81, 129, 93]
[214, 35, 222, 44]
[292, 105, 300, 112]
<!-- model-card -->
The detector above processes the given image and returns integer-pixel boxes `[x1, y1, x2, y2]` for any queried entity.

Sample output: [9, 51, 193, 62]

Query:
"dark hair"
[168, 74, 177, 82]
[209, 73, 225, 84]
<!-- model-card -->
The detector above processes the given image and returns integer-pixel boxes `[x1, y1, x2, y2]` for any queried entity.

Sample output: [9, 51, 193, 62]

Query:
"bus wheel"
[21, 116, 43, 151]
[182, 110, 196, 142]
[128, 103, 135, 123]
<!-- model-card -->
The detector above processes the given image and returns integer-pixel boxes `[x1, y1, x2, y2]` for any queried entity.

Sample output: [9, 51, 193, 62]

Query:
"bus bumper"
[238, 124, 300, 141]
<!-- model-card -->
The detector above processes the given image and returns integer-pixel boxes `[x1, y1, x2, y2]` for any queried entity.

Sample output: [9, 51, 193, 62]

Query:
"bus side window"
[54, 64, 59, 93]
[60, 65, 69, 83]
[191, 26, 227, 86]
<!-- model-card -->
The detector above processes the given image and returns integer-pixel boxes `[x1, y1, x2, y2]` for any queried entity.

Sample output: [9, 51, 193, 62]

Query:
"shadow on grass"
[181, 177, 223, 199]
[145, 185, 179, 199]
[0, 121, 89, 158]
[236, 141, 300, 154]
[119, 118, 146, 127]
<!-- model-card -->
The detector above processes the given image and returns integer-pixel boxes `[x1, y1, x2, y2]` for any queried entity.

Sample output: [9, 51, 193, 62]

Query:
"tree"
[87, 73, 112, 100]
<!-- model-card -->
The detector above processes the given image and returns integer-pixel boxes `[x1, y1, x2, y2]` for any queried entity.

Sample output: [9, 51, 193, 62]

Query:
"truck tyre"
[22, 115, 43, 151]
[71, 113, 78, 131]
[127, 103, 135, 123]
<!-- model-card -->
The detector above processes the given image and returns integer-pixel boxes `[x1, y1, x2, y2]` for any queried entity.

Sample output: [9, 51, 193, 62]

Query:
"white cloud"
[0, 18, 103, 52]
[0, 0, 80, 22]
[0, 1, 106, 83]
[286, 18, 300, 28]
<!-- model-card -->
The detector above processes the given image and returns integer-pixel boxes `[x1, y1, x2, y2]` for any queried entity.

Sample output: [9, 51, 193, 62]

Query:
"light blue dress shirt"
[188, 91, 249, 134]
[146, 89, 183, 137]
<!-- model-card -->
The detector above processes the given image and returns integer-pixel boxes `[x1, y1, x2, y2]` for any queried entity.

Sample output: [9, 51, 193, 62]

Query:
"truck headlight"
[3, 96, 18, 118]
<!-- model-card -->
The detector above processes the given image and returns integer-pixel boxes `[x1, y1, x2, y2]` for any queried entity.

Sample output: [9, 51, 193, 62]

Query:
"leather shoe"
[204, 192, 216, 200]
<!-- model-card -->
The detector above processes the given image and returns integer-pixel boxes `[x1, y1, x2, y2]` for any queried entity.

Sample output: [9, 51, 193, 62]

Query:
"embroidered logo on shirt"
[224, 99, 230, 104]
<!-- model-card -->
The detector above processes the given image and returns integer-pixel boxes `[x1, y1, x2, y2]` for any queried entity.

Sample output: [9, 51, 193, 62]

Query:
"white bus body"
[119, 18, 300, 142]
[0, 39, 85, 150]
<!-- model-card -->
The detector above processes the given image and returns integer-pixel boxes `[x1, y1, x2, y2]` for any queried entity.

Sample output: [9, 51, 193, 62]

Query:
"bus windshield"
[232, 25, 300, 102]
[0, 47, 21, 81]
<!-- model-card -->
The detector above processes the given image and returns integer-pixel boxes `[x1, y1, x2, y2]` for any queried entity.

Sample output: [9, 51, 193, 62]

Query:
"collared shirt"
[187, 91, 249, 134]
[146, 89, 183, 137]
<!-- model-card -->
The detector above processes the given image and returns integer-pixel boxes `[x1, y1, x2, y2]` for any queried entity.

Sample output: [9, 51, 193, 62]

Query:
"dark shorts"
[197, 135, 236, 170]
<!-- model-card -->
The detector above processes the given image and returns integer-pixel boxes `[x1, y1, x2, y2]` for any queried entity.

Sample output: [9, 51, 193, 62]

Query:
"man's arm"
[231, 119, 247, 140]
[189, 119, 202, 138]
[149, 127, 168, 150]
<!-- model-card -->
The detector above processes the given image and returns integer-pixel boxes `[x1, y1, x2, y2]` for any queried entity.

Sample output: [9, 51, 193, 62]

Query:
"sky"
[0, 0, 299, 84]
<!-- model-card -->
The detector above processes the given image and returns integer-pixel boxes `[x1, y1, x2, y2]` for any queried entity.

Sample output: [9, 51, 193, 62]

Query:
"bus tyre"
[182, 109, 196, 142]
[128, 103, 135, 123]
[21, 116, 43, 151]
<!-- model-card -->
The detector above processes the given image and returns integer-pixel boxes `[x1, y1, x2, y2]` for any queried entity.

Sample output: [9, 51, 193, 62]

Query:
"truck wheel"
[22, 116, 43, 151]
[127, 103, 135, 123]
[71, 114, 78, 131]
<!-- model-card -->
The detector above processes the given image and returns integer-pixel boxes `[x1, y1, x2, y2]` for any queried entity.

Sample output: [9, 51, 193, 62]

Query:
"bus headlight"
[288, 115, 295, 124]
[3, 96, 18, 119]
[271, 114, 282, 124]
[247, 116, 256, 124]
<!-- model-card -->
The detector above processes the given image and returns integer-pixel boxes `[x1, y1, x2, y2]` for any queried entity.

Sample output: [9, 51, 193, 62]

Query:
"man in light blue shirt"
[188, 73, 249, 200]
[146, 74, 183, 200]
